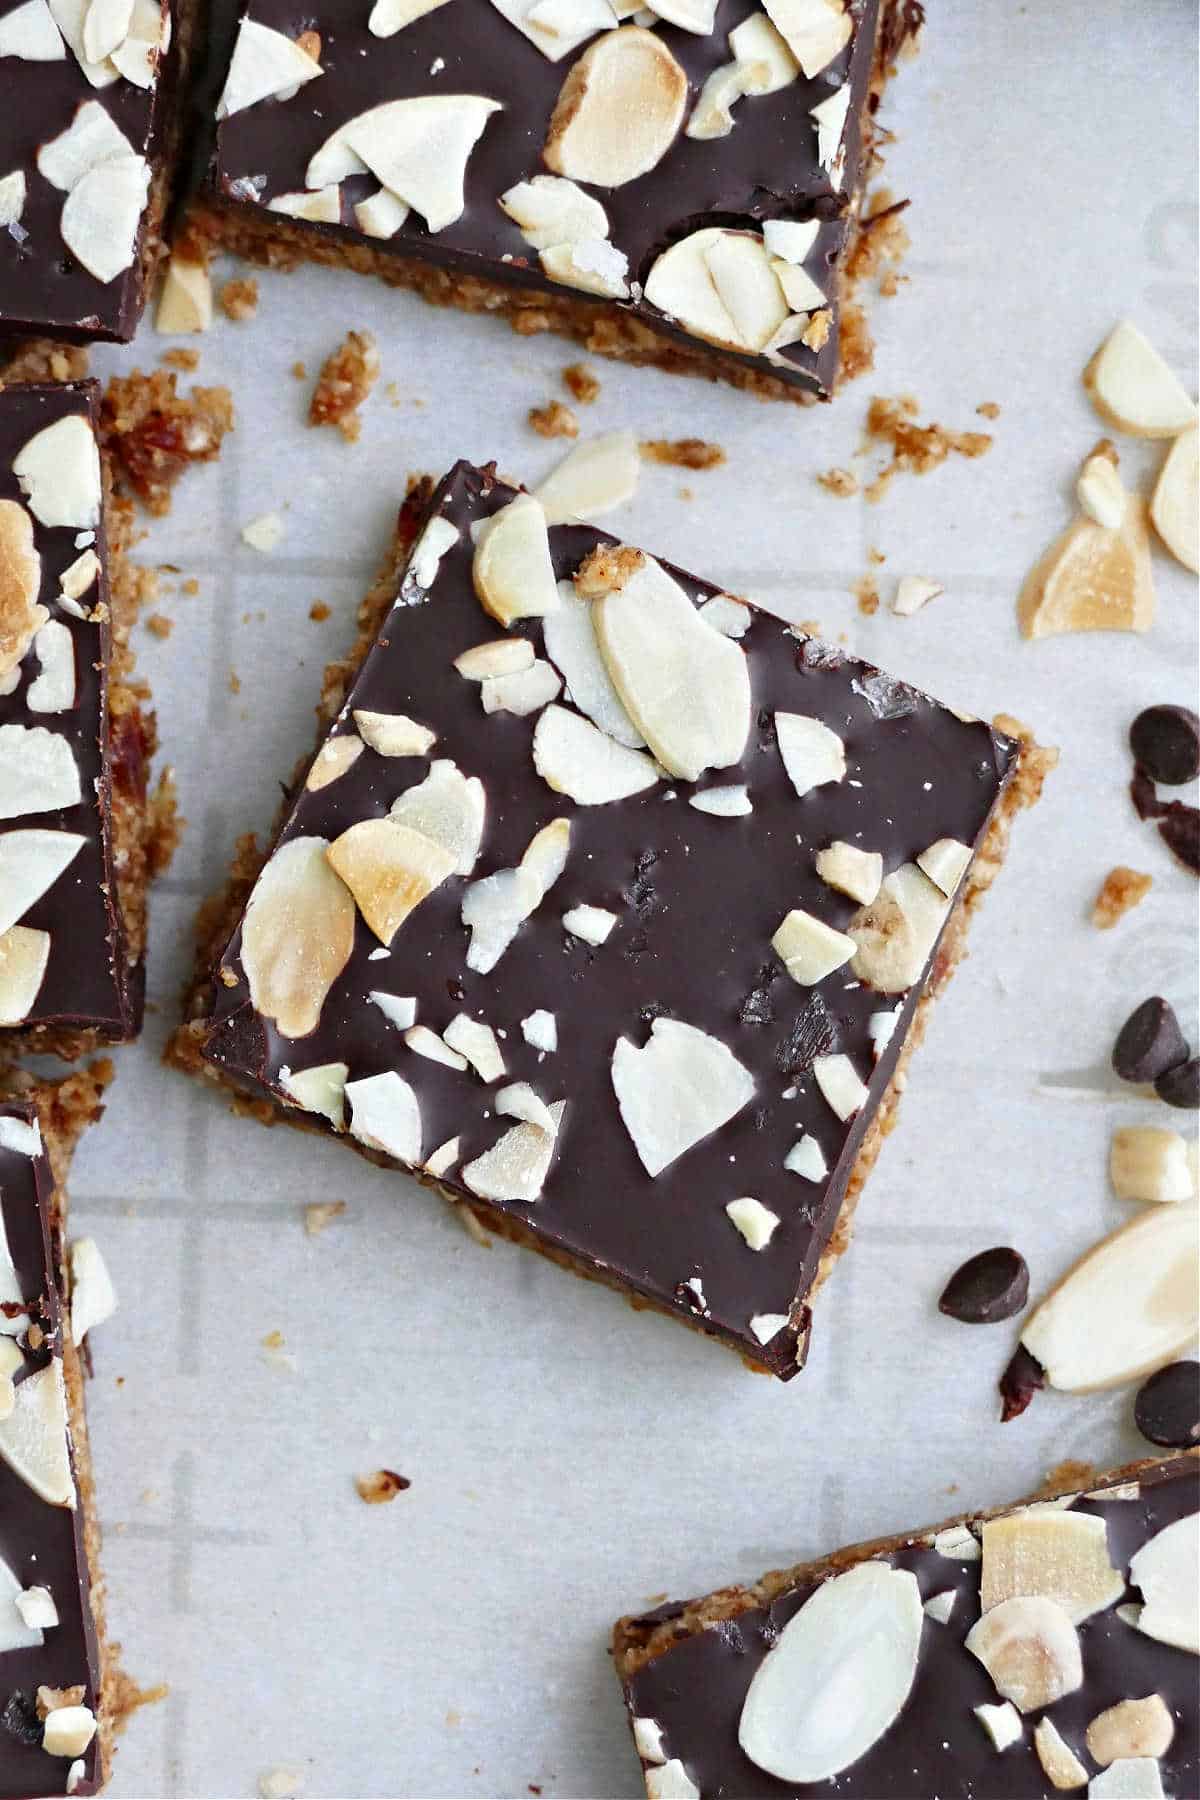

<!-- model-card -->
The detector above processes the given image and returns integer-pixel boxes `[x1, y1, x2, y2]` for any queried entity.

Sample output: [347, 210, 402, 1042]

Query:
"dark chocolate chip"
[1134, 1361, 1200, 1448]
[1155, 1056, 1200, 1109]
[938, 1247, 1029, 1324]
[1130, 705, 1200, 786]
[1130, 766, 1166, 821]
[1112, 996, 1189, 1084]
[1158, 804, 1200, 874]
[999, 1344, 1044, 1421]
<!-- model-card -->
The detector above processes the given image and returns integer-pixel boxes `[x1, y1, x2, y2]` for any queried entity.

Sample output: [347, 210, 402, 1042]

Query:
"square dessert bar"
[0, 0, 190, 344]
[1, 1069, 114, 1798]
[0, 381, 172, 1060]
[613, 1453, 1200, 1799]
[176, 460, 1050, 1377]
[187, 0, 921, 401]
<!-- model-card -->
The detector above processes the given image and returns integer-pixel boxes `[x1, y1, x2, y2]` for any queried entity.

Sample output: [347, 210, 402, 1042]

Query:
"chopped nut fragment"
[529, 400, 579, 439]
[725, 1197, 781, 1251]
[355, 1468, 410, 1503]
[1091, 866, 1152, 929]
[772, 908, 856, 986]
[815, 841, 882, 905]
[220, 277, 259, 321]
[1109, 1126, 1194, 1204]
[974, 1701, 1023, 1752]
[1034, 1718, 1089, 1791]
[639, 438, 726, 470]
[817, 467, 858, 497]
[309, 330, 380, 442]
[563, 363, 599, 404]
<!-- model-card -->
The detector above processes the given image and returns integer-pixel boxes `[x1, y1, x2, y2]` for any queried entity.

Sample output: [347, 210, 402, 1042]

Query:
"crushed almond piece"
[146, 613, 173, 639]
[36, 1685, 85, 1720]
[160, 347, 199, 371]
[563, 363, 600, 404]
[220, 277, 259, 322]
[309, 330, 381, 443]
[573, 543, 645, 599]
[817, 466, 859, 497]
[100, 370, 234, 516]
[1091, 866, 1152, 928]
[303, 1200, 346, 1236]
[309, 601, 331, 622]
[639, 438, 726, 470]
[801, 308, 832, 351]
[529, 399, 579, 439]
[862, 394, 993, 503]
[355, 1468, 411, 1504]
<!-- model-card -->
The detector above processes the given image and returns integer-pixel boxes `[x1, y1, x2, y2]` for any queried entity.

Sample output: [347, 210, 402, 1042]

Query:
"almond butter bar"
[614, 1453, 1199, 1799]
[1, 1067, 117, 1798]
[173, 461, 1050, 1375]
[1, 381, 174, 1061]
[184, 0, 921, 402]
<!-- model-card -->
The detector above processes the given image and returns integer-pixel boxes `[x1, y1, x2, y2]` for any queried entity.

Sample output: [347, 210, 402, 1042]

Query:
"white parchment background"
[71, 2, 1198, 1793]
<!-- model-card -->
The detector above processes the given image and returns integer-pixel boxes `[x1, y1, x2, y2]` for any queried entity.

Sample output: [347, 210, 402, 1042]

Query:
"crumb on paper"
[1040, 1459, 1095, 1494]
[107, 1671, 168, 1737]
[854, 576, 880, 616]
[220, 277, 259, 322]
[1091, 865, 1152, 929]
[817, 466, 858, 498]
[291, 361, 307, 380]
[160, 347, 199, 372]
[563, 362, 600, 404]
[146, 613, 173, 639]
[861, 395, 993, 503]
[229, 670, 241, 695]
[355, 1468, 411, 1504]
[303, 1200, 346, 1236]
[528, 399, 579, 439]
[309, 601, 331, 622]
[640, 438, 726, 470]
[845, 187, 911, 292]
[309, 329, 380, 442]
[182, 577, 199, 597]
[977, 401, 1001, 419]
[258, 1768, 305, 1800]
[867, 546, 886, 566]
[241, 511, 284, 553]
[101, 370, 233, 516]
[678, 486, 693, 502]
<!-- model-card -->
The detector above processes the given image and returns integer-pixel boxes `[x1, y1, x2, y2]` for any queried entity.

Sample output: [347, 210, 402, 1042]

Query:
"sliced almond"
[46, 0, 117, 84]
[975, 1701, 1023, 1752]
[1087, 1759, 1166, 1798]
[307, 95, 501, 233]
[240, 837, 356, 1039]
[345, 1071, 422, 1163]
[216, 17, 322, 119]
[868, 1006, 900, 1060]
[892, 575, 943, 617]
[59, 151, 150, 282]
[592, 553, 750, 780]
[0, 1360, 74, 1506]
[353, 187, 409, 238]
[488, 0, 615, 62]
[698, 594, 751, 638]
[738, 1562, 922, 1781]
[0, 171, 27, 228]
[539, 235, 630, 300]
[327, 818, 455, 945]
[407, 514, 459, 591]
[368, 0, 450, 34]
[155, 252, 212, 333]
[688, 784, 752, 817]
[772, 256, 825, 312]
[1110, 1126, 1193, 1203]
[268, 185, 341, 223]
[495, 1081, 557, 1135]
[1035, 1718, 1089, 1791]
[461, 865, 542, 974]
[0, 724, 82, 819]
[423, 1137, 460, 1178]
[520, 816, 572, 895]
[306, 735, 364, 792]
[762, 216, 819, 262]
[521, 1010, 557, 1053]
[1018, 501, 1155, 638]
[454, 637, 535, 681]
[1083, 320, 1197, 439]
[980, 1510, 1124, 1625]
[532, 703, 659, 804]
[848, 862, 949, 994]
[499, 173, 608, 250]
[13, 413, 101, 530]
[931, 1524, 980, 1560]
[389, 759, 485, 876]
[762, 0, 850, 77]
[784, 1134, 826, 1181]
[109, 0, 167, 85]
[42, 1706, 96, 1758]
[772, 908, 856, 986]
[813, 1052, 868, 1121]
[0, 829, 86, 935]
[480, 658, 562, 717]
[725, 1196, 780, 1250]
[810, 82, 850, 172]
[404, 1024, 467, 1070]
[775, 713, 846, 797]
[1020, 1200, 1200, 1392]
[749, 1312, 790, 1345]
[1077, 452, 1129, 529]
[543, 26, 686, 187]
[0, 925, 50, 1025]
[703, 232, 789, 353]
[611, 1016, 754, 1177]
[542, 581, 644, 747]
[0, 499, 45, 679]
[443, 1014, 506, 1082]
[648, 0, 714, 27]
[26, 621, 75, 713]
[1150, 424, 1199, 573]
[461, 1100, 565, 1203]
[83, 0, 131, 63]
[915, 837, 971, 897]
[686, 60, 763, 141]
[535, 430, 640, 526]
[643, 229, 745, 352]
[0, 0, 66, 57]
[815, 841, 881, 905]
[965, 1595, 1082, 1713]
[367, 991, 417, 1030]
[1086, 1696, 1173, 1767]
[0, 1556, 44, 1651]
[36, 99, 131, 189]
[353, 710, 437, 758]
[631, 1717, 666, 1765]
[279, 1061, 348, 1129]
[562, 902, 617, 944]
[1128, 1510, 1199, 1654]
[59, 547, 99, 604]
[473, 493, 560, 626]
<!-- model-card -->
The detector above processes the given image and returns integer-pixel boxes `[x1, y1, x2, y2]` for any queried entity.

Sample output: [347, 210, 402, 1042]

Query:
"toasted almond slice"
[327, 818, 455, 945]
[241, 837, 356, 1039]
[216, 17, 321, 118]
[1150, 425, 1199, 573]
[423, 1136, 459, 1177]
[36, 99, 131, 189]
[975, 1702, 1022, 1752]
[542, 581, 644, 746]
[322, 95, 500, 232]
[916, 837, 971, 897]
[0, 0, 66, 57]
[815, 841, 881, 905]
[738, 1563, 922, 1781]
[82, 0, 131, 63]
[499, 173, 608, 250]
[13, 412, 101, 531]
[0, 829, 86, 935]
[480, 658, 562, 716]
[775, 712, 845, 797]
[686, 60, 761, 140]
[155, 252, 212, 333]
[688, 784, 752, 817]
[461, 1100, 565, 1203]
[891, 575, 943, 617]
[389, 760, 485, 876]
[544, 26, 686, 187]
[532, 703, 659, 804]
[0, 925, 50, 1025]
[26, 622, 75, 713]
[345, 1071, 422, 1163]
[1077, 452, 1128, 529]
[368, 0, 449, 34]
[784, 1133, 826, 1181]
[280, 1061, 348, 1129]
[1128, 1511, 1199, 1654]
[729, 11, 798, 88]
[703, 233, 789, 353]
[0, 1361, 73, 1506]
[0, 724, 82, 819]
[965, 1595, 1082, 1714]
[59, 152, 148, 283]
[1087, 1758, 1166, 1798]
[980, 1510, 1124, 1625]
[268, 184, 341, 222]
[407, 514, 459, 591]
[1034, 1718, 1089, 1791]
[354, 186, 410, 238]
[763, 217, 819, 262]
[443, 1014, 506, 1082]
[762, 0, 849, 76]
[1020, 1201, 1200, 1392]
[848, 862, 949, 994]
[725, 1196, 780, 1250]
[454, 637, 535, 681]
[1109, 1126, 1194, 1203]
[495, 1081, 557, 1135]
[643, 228, 745, 352]
[306, 735, 364, 792]
[611, 1016, 754, 1177]
[540, 236, 630, 299]
[592, 554, 751, 780]
[1086, 1697, 1174, 1767]
[520, 817, 572, 896]
[810, 82, 850, 172]
[772, 908, 856, 986]
[461, 865, 542, 974]
[0, 171, 26, 228]
[1019, 500, 1157, 638]
[772, 256, 825, 312]
[535, 430, 640, 526]
[522, 1010, 557, 1052]
[0, 499, 45, 679]
[813, 1052, 868, 1121]
[473, 493, 560, 626]
[562, 902, 617, 944]
[353, 710, 437, 757]
[1083, 320, 1197, 439]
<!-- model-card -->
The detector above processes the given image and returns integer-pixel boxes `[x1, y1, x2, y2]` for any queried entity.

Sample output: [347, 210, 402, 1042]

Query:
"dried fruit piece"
[848, 863, 949, 994]
[916, 837, 971, 897]
[535, 430, 640, 524]
[13, 413, 101, 529]
[1086, 1696, 1174, 1767]
[814, 841, 881, 905]
[307, 96, 501, 232]
[542, 581, 643, 747]
[1020, 1201, 1200, 1392]
[0, 724, 82, 819]
[938, 1247, 1029, 1324]
[0, 499, 45, 679]
[725, 1196, 780, 1250]
[306, 735, 364, 792]
[1109, 1126, 1193, 1203]
[1130, 706, 1200, 786]
[0, 1361, 73, 1505]
[1134, 1361, 1200, 1448]
[0, 925, 51, 1025]
[762, 0, 850, 77]
[461, 1100, 565, 1203]
[532, 703, 659, 804]
[543, 27, 687, 188]
[240, 837, 357, 1039]
[964, 1595, 1082, 1713]
[812, 1052, 868, 1121]
[771, 908, 856, 986]
[980, 1509, 1124, 1624]
[346, 1071, 422, 1163]
[473, 493, 560, 626]
[1018, 503, 1155, 638]
[1128, 1510, 1199, 1653]
[480, 658, 561, 717]
[327, 819, 455, 945]
[1112, 996, 1189, 1084]
[499, 173, 608, 250]
[1034, 1718, 1089, 1791]
[353, 710, 437, 757]
[1083, 321, 1197, 439]
[737, 1562, 922, 1781]
[1150, 425, 1199, 572]
[775, 713, 845, 797]
[612, 1016, 754, 1177]
[216, 17, 322, 119]
[280, 1061, 348, 1129]
[0, 830, 86, 935]
[389, 760, 485, 876]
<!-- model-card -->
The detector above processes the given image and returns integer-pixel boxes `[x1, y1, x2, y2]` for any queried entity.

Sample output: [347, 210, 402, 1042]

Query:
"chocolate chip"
[1111, 997, 1189, 1084]
[1155, 1056, 1199, 1110]
[1130, 766, 1167, 821]
[1158, 804, 1200, 874]
[1130, 705, 1200, 786]
[1134, 1361, 1200, 1448]
[939, 1247, 1029, 1324]
[999, 1343, 1044, 1422]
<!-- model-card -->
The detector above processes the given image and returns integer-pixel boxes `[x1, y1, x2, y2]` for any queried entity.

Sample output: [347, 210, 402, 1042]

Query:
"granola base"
[0, 344, 90, 387]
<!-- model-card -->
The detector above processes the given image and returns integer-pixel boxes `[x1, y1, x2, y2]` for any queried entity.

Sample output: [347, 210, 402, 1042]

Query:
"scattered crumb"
[241, 511, 285, 554]
[309, 329, 380, 442]
[845, 188, 911, 292]
[1040, 1459, 1095, 1494]
[303, 1200, 346, 1236]
[528, 399, 579, 439]
[355, 1469, 411, 1504]
[160, 347, 199, 372]
[291, 361, 307, 380]
[867, 546, 886, 566]
[977, 402, 1001, 420]
[861, 395, 993, 503]
[145, 613, 173, 639]
[563, 362, 600, 404]
[258, 1768, 305, 1799]
[101, 370, 233, 516]
[1091, 865, 1152, 929]
[220, 277, 259, 322]
[892, 575, 944, 617]
[181, 577, 199, 597]
[445, 1710, 462, 1729]
[229, 670, 241, 695]
[261, 1330, 285, 1351]
[642, 1591, 668, 1606]
[854, 576, 880, 616]
[640, 437, 726, 470]
[309, 601, 331, 622]
[140, 1489, 158, 1504]
[678, 486, 693, 502]
[797, 618, 822, 635]
[817, 467, 859, 497]
[107, 1671, 168, 1738]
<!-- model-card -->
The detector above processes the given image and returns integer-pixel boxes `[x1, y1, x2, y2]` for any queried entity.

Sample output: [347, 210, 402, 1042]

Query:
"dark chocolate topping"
[202, 461, 1017, 1375]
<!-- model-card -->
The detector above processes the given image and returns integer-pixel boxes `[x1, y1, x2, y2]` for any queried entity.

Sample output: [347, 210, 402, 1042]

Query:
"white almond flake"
[155, 251, 212, 332]
[0, 1555, 44, 1653]
[443, 1014, 506, 1082]
[423, 1137, 459, 1178]
[0, 1116, 42, 1159]
[354, 711, 437, 757]
[540, 236, 629, 300]
[923, 1590, 956, 1625]
[26, 621, 75, 713]
[1034, 1717, 1089, 1791]
[500, 174, 608, 250]
[980, 1510, 1124, 1625]
[487, 0, 614, 62]
[239, 511, 285, 555]
[562, 902, 617, 945]
[0, 926, 50, 1025]
[532, 704, 659, 804]
[749, 1312, 790, 1345]
[67, 1237, 115, 1343]
[868, 1006, 900, 1060]
[1128, 1511, 1199, 1654]
[0, 1359, 74, 1506]
[611, 1016, 754, 1177]
[306, 735, 364, 791]
[1151, 424, 1199, 573]
[268, 185, 341, 223]
[536, 430, 640, 526]
[772, 908, 856, 986]
[775, 712, 845, 797]
[521, 817, 572, 894]
[544, 26, 687, 187]
[481, 658, 562, 717]
[771, 256, 825, 311]
[46, 0, 117, 83]
[1086, 1695, 1175, 1767]
[1109, 1126, 1193, 1203]
[813, 1052, 868, 1120]
[216, 17, 322, 119]
[725, 1196, 780, 1250]
[454, 638, 535, 681]
[784, 1134, 826, 1181]
[461, 1100, 565, 1204]
[280, 1061, 348, 1129]
[0, 170, 27, 227]
[307, 96, 502, 233]
[0, 830, 86, 935]
[975, 1702, 1023, 1752]
[521, 1010, 557, 1052]
[461, 866, 541, 974]
[368, 0, 450, 34]
[60, 152, 150, 283]
[0, 724, 82, 819]
[346, 1071, 422, 1163]
[82, 0, 131, 62]
[686, 60, 764, 141]
[1088, 1761, 1165, 1799]
[42, 1707, 97, 1759]
[815, 841, 882, 905]
[1076, 453, 1129, 529]
[763, 0, 849, 76]
[966, 1595, 1083, 1713]
[0, 0, 65, 56]
[408, 514, 459, 590]
[354, 186, 410, 238]
[891, 574, 943, 617]
[59, 548, 99, 603]
[108, 0, 168, 86]
[649, 0, 714, 27]
[762, 216, 818, 262]
[1083, 320, 1197, 439]
[36, 99, 131, 189]
[916, 837, 971, 897]
[810, 81, 850, 169]
[632, 1717, 666, 1764]
[848, 862, 949, 994]
[13, 412, 101, 530]
[698, 594, 751, 638]
[542, 581, 644, 747]
[932, 1524, 980, 1560]
[240, 837, 357, 1039]
[389, 759, 485, 876]
[703, 232, 789, 352]
[738, 1561, 922, 1781]
[404, 1024, 468, 1071]
[473, 493, 560, 626]
[496, 1081, 557, 1135]
[643, 229, 744, 349]
[367, 991, 417, 1030]
[15, 1584, 58, 1631]
[689, 784, 752, 817]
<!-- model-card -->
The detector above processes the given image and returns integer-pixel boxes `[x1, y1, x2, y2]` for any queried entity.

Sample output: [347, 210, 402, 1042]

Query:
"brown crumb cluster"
[160, 347, 199, 372]
[640, 438, 726, 471]
[220, 277, 259, 322]
[977, 402, 1001, 420]
[1091, 866, 1153, 929]
[854, 577, 880, 616]
[309, 601, 331, 622]
[145, 613, 173, 639]
[861, 395, 993, 503]
[574, 544, 645, 598]
[309, 329, 380, 442]
[355, 1469, 411, 1504]
[528, 399, 579, 439]
[817, 466, 859, 498]
[562, 363, 600, 404]
[101, 370, 234, 516]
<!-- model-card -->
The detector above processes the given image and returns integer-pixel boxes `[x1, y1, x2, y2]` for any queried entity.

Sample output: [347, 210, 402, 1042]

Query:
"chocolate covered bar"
[614, 1453, 1199, 1799]
[173, 459, 1050, 1376]
[1, 381, 173, 1060]
[1, 1070, 115, 1799]
[186, 0, 921, 401]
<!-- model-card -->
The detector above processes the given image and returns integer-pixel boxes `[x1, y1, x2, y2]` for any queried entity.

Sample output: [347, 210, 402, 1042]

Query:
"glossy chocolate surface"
[0, 382, 137, 1043]
[200, 0, 882, 397]
[202, 461, 1017, 1374]
[622, 1458, 1199, 1798]
[0, 1103, 102, 1799]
